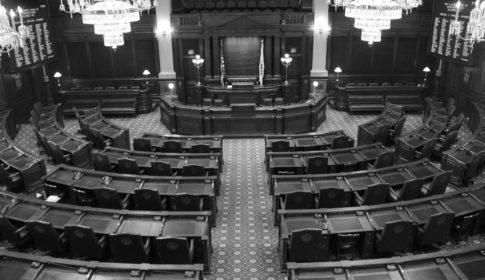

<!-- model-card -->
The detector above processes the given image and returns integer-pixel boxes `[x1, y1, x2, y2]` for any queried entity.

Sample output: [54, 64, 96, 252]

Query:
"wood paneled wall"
[439, 44, 485, 115]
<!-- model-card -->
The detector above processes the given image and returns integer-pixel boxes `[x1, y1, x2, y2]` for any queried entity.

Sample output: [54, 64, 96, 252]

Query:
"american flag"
[220, 40, 226, 86]
[259, 39, 264, 86]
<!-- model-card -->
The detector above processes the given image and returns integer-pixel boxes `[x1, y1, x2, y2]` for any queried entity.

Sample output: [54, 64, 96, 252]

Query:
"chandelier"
[450, 0, 485, 48]
[0, 5, 29, 54]
[330, 0, 423, 45]
[59, 0, 157, 49]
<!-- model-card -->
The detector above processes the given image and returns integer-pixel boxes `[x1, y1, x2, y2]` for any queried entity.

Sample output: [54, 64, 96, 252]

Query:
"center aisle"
[208, 139, 285, 280]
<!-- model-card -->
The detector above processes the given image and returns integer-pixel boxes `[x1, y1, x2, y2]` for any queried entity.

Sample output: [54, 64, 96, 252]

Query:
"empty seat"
[390, 178, 424, 201]
[155, 237, 194, 264]
[92, 152, 113, 172]
[25, 220, 66, 254]
[190, 144, 210, 153]
[133, 138, 153, 152]
[416, 138, 438, 160]
[306, 156, 328, 174]
[271, 140, 290, 152]
[163, 140, 183, 153]
[331, 135, 353, 149]
[376, 220, 414, 253]
[288, 229, 328, 262]
[369, 151, 395, 169]
[0, 215, 30, 246]
[421, 171, 452, 196]
[93, 187, 130, 209]
[117, 158, 140, 175]
[0, 164, 22, 190]
[65, 225, 107, 260]
[417, 213, 454, 246]
[149, 161, 174, 176]
[109, 234, 150, 263]
[280, 191, 314, 209]
[317, 188, 346, 208]
[181, 164, 205, 176]
[47, 141, 71, 165]
[170, 194, 203, 211]
[134, 189, 166, 211]
[353, 183, 390, 206]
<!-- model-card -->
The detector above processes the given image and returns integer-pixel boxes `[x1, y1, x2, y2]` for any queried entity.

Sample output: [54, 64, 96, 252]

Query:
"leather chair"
[306, 156, 328, 174]
[25, 220, 67, 254]
[163, 140, 183, 153]
[92, 152, 114, 172]
[190, 144, 211, 153]
[93, 187, 130, 209]
[288, 229, 328, 262]
[376, 220, 414, 253]
[155, 237, 195, 264]
[170, 194, 204, 211]
[317, 188, 347, 208]
[280, 191, 314, 209]
[134, 189, 166, 211]
[417, 213, 454, 247]
[149, 161, 174, 176]
[65, 225, 107, 260]
[369, 151, 395, 169]
[0, 215, 30, 246]
[117, 158, 141, 175]
[421, 171, 452, 196]
[181, 164, 205, 176]
[390, 178, 424, 201]
[133, 138, 153, 152]
[353, 183, 390, 206]
[109, 234, 150, 263]
[271, 140, 290, 152]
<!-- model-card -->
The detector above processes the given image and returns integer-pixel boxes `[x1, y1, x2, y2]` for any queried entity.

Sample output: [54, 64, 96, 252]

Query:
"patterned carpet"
[13, 106, 476, 280]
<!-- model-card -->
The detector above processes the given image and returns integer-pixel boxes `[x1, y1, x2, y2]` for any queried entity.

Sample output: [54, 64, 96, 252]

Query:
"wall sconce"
[53, 72, 62, 87]
[422, 66, 431, 86]
[313, 18, 331, 35]
[156, 22, 173, 40]
[142, 69, 150, 84]
[334, 67, 342, 83]
[192, 54, 205, 85]
[280, 53, 293, 84]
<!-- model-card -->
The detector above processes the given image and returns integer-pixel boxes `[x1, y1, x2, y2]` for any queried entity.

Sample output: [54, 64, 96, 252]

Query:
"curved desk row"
[30, 105, 92, 168]
[43, 164, 218, 226]
[334, 85, 423, 112]
[442, 102, 485, 186]
[0, 249, 204, 280]
[74, 106, 131, 149]
[0, 190, 212, 272]
[0, 110, 46, 190]
[271, 159, 446, 197]
[159, 94, 328, 136]
[278, 182, 485, 270]
[288, 243, 485, 280]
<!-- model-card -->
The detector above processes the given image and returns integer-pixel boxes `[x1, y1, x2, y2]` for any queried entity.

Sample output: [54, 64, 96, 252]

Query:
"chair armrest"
[279, 196, 286, 210]
[121, 194, 131, 209]
[143, 238, 151, 254]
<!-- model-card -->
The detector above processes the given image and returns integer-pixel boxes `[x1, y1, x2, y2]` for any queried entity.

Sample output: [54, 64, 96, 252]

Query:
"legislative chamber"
[0, 0, 484, 279]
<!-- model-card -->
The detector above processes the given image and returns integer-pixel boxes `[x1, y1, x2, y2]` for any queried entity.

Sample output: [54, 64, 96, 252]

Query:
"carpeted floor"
[13, 105, 478, 280]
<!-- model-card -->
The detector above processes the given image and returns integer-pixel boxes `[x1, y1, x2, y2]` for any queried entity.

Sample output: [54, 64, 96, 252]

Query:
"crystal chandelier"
[450, 0, 485, 48]
[0, 5, 29, 54]
[330, 0, 423, 44]
[59, 0, 157, 49]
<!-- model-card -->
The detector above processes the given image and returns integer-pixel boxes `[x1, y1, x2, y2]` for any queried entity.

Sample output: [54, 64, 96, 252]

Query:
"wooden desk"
[205, 85, 281, 106]
[335, 85, 423, 112]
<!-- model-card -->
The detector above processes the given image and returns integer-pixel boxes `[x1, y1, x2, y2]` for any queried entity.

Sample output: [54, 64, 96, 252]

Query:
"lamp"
[312, 81, 319, 100]
[422, 66, 431, 86]
[280, 53, 293, 84]
[168, 82, 175, 101]
[192, 54, 205, 85]
[142, 69, 150, 84]
[334, 67, 343, 84]
[53, 72, 62, 87]
[156, 22, 173, 40]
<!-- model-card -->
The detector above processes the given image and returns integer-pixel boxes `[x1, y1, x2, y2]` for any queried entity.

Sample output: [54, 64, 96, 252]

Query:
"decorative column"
[310, 0, 329, 78]
[156, 0, 176, 79]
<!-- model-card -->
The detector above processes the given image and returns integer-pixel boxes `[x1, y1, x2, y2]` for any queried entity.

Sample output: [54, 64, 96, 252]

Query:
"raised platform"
[158, 93, 328, 136]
